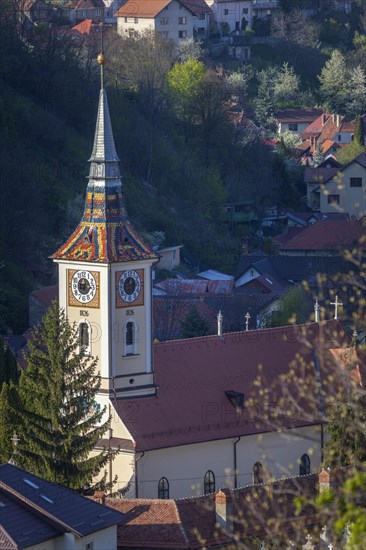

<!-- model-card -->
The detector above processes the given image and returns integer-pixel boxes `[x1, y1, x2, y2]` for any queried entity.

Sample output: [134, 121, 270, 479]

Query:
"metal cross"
[12, 432, 20, 447]
[330, 295, 343, 320]
[245, 311, 250, 331]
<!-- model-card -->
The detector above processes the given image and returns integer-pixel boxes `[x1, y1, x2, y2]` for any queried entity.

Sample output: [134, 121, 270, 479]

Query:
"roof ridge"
[172, 500, 190, 546]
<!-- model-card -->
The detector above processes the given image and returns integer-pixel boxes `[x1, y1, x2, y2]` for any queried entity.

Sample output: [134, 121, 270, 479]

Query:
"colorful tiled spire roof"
[52, 57, 156, 264]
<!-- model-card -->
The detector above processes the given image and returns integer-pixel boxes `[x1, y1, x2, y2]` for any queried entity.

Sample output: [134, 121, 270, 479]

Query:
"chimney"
[318, 469, 335, 493]
[336, 114, 341, 127]
[322, 114, 327, 125]
[215, 490, 233, 533]
[217, 310, 223, 337]
[332, 114, 336, 123]
[94, 491, 106, 505]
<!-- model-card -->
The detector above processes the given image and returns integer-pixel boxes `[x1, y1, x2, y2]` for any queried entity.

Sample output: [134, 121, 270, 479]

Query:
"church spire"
[52, 52, 156, 264]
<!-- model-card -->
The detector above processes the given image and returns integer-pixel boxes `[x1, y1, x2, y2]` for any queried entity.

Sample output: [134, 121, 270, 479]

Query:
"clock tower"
[52, 53, 157, 404]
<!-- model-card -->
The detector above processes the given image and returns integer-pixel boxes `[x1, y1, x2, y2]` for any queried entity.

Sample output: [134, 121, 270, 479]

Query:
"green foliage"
[0, 383, 18, 463]
[336, 142, 365, 165]
[16, 303, 114, 493]
[334, 471, 366, 549]
[167, 58, 206, 120]
[318, 49, 348, 113]
[354, 114, 365, 146]
[0, 338, 19, 386]
[265, 286, 310, 327]
[273, 62, 301, 105]
[181, 307, 210, 338]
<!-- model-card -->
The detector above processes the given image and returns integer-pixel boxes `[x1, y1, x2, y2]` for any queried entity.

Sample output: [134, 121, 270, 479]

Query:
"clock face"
[118, 270, 141, 303]
[71, 270, 97, 303]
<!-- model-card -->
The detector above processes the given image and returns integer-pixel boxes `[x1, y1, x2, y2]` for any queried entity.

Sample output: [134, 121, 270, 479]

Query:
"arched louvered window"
[79, 322, 91, 355]
[124, 321, 137, 356]
[203, 470, 215, 494]
[158, 477, 169, 499]
[299, 454, 311, 476]
[253, 461, 264, 484]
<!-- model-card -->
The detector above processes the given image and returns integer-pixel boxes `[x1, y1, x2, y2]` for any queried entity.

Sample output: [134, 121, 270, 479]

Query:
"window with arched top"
[299, 454, 311, 476]
[253, 462, 264, 484]
[158, 477, 169, 499]
[79, 321, 91, 355]
[124, 321, 138, 356]
[203, 470, 215, 494]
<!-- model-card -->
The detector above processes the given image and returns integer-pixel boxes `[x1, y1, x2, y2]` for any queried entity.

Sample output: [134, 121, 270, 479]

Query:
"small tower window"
[203, 470, 215, 494]
[253, 462, 264, 484]
[299, 454, 310, 476]
[158, 477, 169, 499]
[79, 322, 91, 355]
[124, 321, 138, 356]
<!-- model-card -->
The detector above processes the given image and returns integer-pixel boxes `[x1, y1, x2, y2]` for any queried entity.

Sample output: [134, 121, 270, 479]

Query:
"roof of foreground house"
[115, 0, 195, 18]
[0, 464, 125, 549]
[280, 220, 364, 252]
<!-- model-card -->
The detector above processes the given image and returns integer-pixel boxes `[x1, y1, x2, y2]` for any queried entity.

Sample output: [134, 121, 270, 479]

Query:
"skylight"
[40, 494, 54, 504]
[23, 479, 39, 490]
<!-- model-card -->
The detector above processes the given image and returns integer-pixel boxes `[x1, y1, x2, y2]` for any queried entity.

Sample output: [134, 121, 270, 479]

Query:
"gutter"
[233, 436, 241, 489]
[135, 451, 145, 498]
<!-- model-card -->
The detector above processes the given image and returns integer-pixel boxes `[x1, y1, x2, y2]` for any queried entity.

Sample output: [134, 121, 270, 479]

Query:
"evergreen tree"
[0, 338, 6, 388]
[346, 66, 366, 116]
[16, 302, 115, 493]
[4, 346, 18, 385]
[273, 62, 300, 106]
[354, 113, 365, 146]
[0, 383, 17, 463]
[181, 307, 209, 338]
[255, 67, 277, 127]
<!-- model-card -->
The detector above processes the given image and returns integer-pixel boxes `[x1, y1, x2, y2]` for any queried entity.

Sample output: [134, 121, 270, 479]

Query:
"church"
[52, 53, 352, 500]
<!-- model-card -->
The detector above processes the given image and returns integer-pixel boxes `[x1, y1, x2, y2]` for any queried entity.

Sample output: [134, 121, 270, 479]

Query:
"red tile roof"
[115, 321, 348, 451]
[115, 0, 194, 18]
[72, 18, 93, 34]
[280, 220, 364, 251]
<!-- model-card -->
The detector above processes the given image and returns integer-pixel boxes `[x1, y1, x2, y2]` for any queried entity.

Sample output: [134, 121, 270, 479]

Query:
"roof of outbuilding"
[280, 220, 364, 251]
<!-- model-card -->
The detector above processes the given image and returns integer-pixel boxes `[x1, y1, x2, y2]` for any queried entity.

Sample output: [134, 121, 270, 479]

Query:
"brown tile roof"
[108, 470, 353, 548]
[115, 0, 191, 18]
[275, 108, 323, 124]
[180, 0, 212, 14]
[320, 139, 338, 154]
[280, 220, 364, 251]
[30, 284, 58, 307]
[273, 227, 306, 246]
[303, 166, 339, 184]
[115, 320, 348, 451]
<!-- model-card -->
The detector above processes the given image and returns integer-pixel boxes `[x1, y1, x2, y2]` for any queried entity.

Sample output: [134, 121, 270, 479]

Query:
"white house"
[115, 0, 196, 41]
[205, 0, 253, 32]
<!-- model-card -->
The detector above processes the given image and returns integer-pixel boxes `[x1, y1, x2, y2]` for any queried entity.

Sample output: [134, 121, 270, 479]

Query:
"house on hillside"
[0, 463, 124, 550]
[115, 0, 211, 41]
[305, 153, 366, 219]
[205, 0, 253, 32]
[252, 0, 280, 19]
[275, 108, 323, 136]
[68, 0, 105, 23]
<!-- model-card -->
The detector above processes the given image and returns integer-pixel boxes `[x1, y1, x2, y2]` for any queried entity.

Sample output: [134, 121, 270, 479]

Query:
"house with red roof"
[305, 153, 366, 219]
[302, 113, 366, 156]
[115, 0, 211, 41]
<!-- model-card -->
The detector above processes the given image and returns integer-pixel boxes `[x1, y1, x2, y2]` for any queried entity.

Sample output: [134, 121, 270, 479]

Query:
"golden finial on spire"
[98, 22, 105, 88]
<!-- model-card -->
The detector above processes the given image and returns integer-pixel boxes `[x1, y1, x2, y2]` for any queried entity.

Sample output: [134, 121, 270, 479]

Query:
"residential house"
[302, 113, 366, 156]
[275, 108, 323, 136]
[0, 463, 124, 550]
[155, 244, 183, 271]
[115, 0, 196, 41]
[305, 152, 366, 219]
[252, 0, 280, 19]
[103, 0, 124, 23]
[205, 0, 253, 32]
[23, 0, 53, 23]
[278, 219, 365, 257]
[180, 0, 212, 36]
[68, 0, 105, 24]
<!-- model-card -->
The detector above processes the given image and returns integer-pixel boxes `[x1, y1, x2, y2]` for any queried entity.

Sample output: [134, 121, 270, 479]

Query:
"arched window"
[158, 477, 169, 499]
[299, 454, 311, 476]
[203, 470, 215, 494]
[79, 322, 91, 355]
[253, 462, 264, 484]
[124, 321, 138, 356]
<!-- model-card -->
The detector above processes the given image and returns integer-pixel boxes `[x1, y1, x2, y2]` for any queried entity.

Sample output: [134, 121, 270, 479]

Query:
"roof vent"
[225, 390, 244, 410]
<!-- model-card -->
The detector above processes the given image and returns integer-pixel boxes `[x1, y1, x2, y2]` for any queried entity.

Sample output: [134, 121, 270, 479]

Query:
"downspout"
[233, 436, 241, 489]
[135, 451, 145, 498]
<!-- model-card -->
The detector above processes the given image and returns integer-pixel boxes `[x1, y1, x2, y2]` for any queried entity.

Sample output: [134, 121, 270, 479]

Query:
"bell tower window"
[79, 321, 91, 355]
[124, 321, 138, 356]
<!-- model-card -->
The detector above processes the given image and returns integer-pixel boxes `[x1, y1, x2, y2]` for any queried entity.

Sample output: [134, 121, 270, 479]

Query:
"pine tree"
[318, 50, 348, 113]
[181, 307, 209, 338]
[0, 338, 6, 388]
[4, 346, 18, 385]
[15, 302, 115, 493]
[354, 114, 365, 146]
[0, 383, 17, 463]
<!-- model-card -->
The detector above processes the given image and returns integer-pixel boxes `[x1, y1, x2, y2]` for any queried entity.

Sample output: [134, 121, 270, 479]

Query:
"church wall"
[136, 425, 322, 499]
